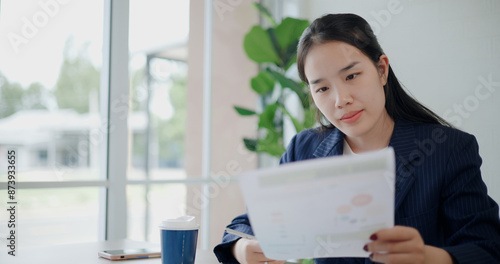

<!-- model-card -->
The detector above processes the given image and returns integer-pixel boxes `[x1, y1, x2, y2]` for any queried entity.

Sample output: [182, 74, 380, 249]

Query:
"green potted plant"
[235, 6, 316, 263]
[234, 3, 314, 158]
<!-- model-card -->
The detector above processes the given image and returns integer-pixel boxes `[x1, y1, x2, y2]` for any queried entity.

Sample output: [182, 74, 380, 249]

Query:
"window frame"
[100, 0, 129, 240]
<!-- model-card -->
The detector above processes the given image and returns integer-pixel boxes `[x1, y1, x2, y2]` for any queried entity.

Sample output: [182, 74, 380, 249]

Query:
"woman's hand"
[364, 226, 453, 264]
[232, 238, 286, 264]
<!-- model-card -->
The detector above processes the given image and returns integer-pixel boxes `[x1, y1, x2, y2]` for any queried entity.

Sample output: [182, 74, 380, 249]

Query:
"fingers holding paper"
[233, 238, 286, 264]
[364, 226, 425, 264]
[363, 225, 454, 264]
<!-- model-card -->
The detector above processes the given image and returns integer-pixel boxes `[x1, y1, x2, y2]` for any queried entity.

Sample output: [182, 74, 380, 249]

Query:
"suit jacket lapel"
[312, 128, 344, 158]
[311, 120, 418, 212]
[389, 120, 418, 212]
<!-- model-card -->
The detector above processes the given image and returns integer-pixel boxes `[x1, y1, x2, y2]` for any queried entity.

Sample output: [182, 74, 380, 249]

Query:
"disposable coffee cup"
[159, 216, 199, 264]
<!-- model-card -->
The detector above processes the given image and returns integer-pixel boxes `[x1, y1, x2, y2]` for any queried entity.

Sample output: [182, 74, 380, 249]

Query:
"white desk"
[1, 239, 219, 264]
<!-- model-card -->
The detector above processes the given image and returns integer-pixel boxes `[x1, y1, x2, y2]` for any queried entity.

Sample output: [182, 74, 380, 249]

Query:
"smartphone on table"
[98, 248, 161, 260]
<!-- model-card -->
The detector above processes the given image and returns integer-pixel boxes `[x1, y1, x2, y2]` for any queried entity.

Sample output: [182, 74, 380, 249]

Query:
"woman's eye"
[346, 73, 359, 80]
[316, 87, 329, 93]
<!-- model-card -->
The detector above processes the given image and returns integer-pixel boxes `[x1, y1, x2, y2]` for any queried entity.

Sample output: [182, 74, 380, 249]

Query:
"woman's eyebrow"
[309, 61, 361, 85]
[338, 61, 360, 74]
[309, 78, 324, 85]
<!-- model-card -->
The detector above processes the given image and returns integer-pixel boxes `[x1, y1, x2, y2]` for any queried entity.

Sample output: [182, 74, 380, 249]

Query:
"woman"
[214, 13, 500, 264]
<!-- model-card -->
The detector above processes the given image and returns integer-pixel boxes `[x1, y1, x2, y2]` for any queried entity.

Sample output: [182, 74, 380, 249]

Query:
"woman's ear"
[377, 55, 389, 86]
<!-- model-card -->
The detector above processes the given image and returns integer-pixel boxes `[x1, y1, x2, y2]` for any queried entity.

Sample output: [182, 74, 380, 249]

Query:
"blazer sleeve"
[213, 213, 254, 264]
[440, 134, 500, 263]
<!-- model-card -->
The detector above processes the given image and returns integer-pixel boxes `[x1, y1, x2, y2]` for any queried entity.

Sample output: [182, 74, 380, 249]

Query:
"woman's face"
[304, 41, 392, 140]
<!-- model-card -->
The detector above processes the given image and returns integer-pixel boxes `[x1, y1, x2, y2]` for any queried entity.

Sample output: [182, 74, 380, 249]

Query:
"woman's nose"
[335, 86, 353, 109]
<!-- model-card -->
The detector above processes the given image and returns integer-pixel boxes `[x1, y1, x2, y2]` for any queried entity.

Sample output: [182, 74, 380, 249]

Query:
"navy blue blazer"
[214, 120, 500, 264]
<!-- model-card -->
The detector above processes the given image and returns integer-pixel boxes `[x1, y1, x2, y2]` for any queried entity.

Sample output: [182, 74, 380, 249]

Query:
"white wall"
[292, 0, 500, 203]
[186, 1, 259, 248]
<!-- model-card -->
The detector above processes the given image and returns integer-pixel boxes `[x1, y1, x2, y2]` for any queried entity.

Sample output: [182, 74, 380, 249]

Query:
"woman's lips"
[340, 110, 363, 123]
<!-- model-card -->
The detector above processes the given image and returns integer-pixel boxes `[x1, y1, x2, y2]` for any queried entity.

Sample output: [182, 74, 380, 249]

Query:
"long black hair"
[297, 13, 452, 129]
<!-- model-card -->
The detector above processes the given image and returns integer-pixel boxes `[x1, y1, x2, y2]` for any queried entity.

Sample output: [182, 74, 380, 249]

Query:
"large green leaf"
[267, 68, 309, 108]
[283, 46, 298, 71]
[243, 138, 258, 152]
[234, 106, 257, 116]
[275, 17, 309, 50]
[275, 18, 309, 70]
[251, 71, 275, 95]
[266, 27, 284, 67]
[258, 103, 279, 130]
[243, 26, 281, 64]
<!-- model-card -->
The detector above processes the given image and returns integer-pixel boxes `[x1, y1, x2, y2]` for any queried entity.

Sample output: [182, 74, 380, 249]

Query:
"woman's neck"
[345, 115, 395, 153]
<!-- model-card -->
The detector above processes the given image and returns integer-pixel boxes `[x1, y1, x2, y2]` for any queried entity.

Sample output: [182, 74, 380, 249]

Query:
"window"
[0, 0, 195, 248]
[127, 0, 190, 242]
[0, 0, 104, 246]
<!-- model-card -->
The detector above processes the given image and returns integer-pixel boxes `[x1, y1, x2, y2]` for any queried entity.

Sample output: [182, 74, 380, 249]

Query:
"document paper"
[239, 148, 395, 260]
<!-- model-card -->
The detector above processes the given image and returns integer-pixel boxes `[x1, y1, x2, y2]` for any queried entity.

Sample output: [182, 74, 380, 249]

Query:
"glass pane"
[0, 187, 101, 247]
[128, 0, 189, 181]
[126, 184, 146, 241]
[150, 59, 188, 180]
[0, 0, 104, 182]
[127, 183, 187, 243]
